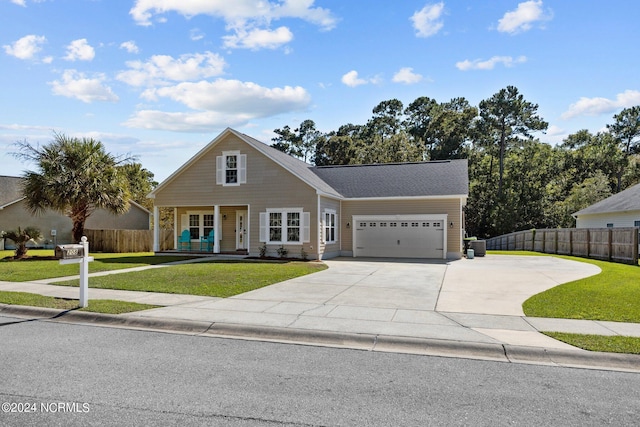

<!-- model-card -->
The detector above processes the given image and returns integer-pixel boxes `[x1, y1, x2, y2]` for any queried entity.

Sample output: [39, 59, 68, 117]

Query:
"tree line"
[271, 86, 640, 238]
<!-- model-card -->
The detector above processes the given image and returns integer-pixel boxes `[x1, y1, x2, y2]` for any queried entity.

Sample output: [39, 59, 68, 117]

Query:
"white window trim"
[216, 150, 247, 186]
[181, 210, 216, 241]
[259, 208, 310, 245]
[323, 209, 337, 244]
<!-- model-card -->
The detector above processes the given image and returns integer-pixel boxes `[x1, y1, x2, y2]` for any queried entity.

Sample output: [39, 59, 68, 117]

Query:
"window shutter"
[303, 212, 310, 243]
[334, 213, 339, 242]
[216, 156, 224, 185]
[239, 154, 247, 184]
[259, 212, 268, 242]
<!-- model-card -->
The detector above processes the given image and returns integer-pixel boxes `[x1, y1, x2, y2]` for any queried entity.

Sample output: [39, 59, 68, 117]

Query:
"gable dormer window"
[217, 151, 246, 186]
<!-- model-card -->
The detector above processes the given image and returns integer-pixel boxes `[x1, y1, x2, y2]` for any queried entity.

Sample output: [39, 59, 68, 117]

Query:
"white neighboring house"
[573, 182, 640, 228]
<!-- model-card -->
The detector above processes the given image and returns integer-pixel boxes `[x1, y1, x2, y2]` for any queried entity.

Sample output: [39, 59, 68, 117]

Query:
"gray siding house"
[0, 175, 151, 249]
[149, 128, 469, 260]
[573, 182, 640, 228]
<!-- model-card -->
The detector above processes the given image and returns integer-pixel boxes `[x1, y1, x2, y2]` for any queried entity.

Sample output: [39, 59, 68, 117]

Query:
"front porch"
[153, 205, 250, 255]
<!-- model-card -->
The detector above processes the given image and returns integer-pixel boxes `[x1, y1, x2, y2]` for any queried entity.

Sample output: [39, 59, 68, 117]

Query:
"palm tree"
[13, 133, 132, 242]
[5, 226, 42, 258]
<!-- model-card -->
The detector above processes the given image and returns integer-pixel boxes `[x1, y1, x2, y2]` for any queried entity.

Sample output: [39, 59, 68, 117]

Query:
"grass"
[545, 332, 640, 355]
[0, 290, 159, 314]
[491, 250, 640, 354]
[53, 260, 328, 297]
[0, 250, 198, 282]
[520, 254, 640, 323]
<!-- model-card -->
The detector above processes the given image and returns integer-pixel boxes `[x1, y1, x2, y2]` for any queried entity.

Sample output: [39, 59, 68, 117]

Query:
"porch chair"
[200, 230, 215, 252]
[178, 229, 191, 251]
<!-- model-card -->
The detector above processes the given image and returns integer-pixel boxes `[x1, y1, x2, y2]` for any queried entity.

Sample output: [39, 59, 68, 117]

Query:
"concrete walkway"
[2, 255, 640, 370]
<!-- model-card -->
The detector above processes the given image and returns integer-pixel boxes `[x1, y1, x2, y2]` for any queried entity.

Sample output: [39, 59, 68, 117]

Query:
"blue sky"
[2, 0, 639, 182]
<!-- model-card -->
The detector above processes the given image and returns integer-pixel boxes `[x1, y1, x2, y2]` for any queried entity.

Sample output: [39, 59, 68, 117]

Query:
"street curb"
[2, 303, 639, 372]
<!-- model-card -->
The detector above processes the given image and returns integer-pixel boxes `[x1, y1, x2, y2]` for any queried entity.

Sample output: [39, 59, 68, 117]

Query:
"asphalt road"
[1, 315, 639, 426]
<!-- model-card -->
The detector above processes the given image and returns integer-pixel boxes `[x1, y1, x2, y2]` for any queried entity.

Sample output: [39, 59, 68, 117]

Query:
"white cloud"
[455, 55, 527, 71]
[124, 79, 310, 132]
[64, 39, 95, 61]
[497, 0, 551, 34]
[3, 34, 46, 60]
[142, 79, 310, 113]
[411, 2, 445, 38]
[130, 0, 336, 28]
[123, 110, 251, 132]
[223, 26, 294, 50]
[341, 70, 379, 87]
[116, 51, 226, 87]
[10, 0, 26, 6]
[129, 0, 335, 51]
[392, 67, 423, 84]
[120, 41, 140, 54]
[561, 90, 640, 120]
[190, 28, 205, 41]
[50, 69, 119, 103]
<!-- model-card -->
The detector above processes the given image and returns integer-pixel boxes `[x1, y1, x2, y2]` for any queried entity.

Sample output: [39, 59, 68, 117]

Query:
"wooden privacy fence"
[485, 228, 639, 265]
[84, 229, 174, 253]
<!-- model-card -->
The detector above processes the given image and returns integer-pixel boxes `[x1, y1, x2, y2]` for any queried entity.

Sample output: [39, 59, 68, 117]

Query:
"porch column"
[214, 205, 221, 253]
[153, 205, 160, 252]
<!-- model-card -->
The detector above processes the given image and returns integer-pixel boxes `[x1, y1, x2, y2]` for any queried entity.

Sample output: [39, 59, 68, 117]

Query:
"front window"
[324, 211, 336, 243]
[261, 209, 308, 244]
[226, 155, 238, 184]
[203, 214, 214, 237]
[189, 214, 200, 240]
[269, 212, 282, 242]
[287, 212, 300, 242]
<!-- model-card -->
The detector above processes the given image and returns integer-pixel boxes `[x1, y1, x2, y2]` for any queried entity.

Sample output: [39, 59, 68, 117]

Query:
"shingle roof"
[150, 128, 469, 200]
[236, 131, 342, 198]
[311, 159, 469, 198]
[574, 182, 640, 216]
[0, 175, 24, 207]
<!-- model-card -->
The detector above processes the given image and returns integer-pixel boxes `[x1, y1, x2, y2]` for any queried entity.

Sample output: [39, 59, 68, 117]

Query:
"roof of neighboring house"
[150, 128, 469, 200]
[0, 175, 150, 214]
[573, 182, 640, 216]
[311, 160, 469, 198]
[0, 175, 25, 208]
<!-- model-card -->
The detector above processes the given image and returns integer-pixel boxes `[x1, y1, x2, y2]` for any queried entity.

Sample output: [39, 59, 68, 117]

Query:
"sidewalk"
[1, 255, 639, 371]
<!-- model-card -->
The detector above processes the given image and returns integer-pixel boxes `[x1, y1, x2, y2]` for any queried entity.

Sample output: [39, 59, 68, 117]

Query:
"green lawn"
[521, 254, 640, 323]
[0, 290, 159, 314]
[545, 332, 640, 355]
[0, 250, 198, 281]
[53, 260, 328, 297]
[491, 251, 640, 354]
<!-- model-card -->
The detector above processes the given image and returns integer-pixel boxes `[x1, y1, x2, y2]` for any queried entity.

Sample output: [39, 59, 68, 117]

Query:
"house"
[0, 175, 151, 249]
[149, 128, 469, 260]
[573, 182, 640, 228]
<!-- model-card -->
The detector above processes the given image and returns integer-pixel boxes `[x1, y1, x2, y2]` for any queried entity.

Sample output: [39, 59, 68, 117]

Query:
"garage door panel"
[354, 217, 445, 259]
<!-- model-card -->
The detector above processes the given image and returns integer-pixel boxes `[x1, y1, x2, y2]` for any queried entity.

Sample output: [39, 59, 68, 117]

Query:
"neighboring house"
[0, 175, 151, 249]
[149, 128, 469, 260]
[573, 182, 640, 229]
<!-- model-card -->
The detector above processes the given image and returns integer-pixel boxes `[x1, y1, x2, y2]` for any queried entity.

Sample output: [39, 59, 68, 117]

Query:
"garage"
[352, 215, 447, 259]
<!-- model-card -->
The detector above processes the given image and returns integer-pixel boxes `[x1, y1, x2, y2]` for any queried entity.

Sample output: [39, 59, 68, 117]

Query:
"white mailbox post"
[56, 236, 94, 308]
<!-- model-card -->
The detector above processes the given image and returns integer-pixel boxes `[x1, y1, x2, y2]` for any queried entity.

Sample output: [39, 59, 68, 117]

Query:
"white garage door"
[353, 215, 446, 259]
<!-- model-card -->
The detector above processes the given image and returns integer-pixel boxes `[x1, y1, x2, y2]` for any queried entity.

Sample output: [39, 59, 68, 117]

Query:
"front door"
[236, 210, 248, 250]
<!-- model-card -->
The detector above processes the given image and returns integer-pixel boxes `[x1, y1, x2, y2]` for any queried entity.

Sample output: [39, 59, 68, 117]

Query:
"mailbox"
[55, 244, 85, 260]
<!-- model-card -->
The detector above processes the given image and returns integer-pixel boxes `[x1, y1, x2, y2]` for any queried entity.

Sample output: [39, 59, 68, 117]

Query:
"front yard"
[0, 249, 326, 313]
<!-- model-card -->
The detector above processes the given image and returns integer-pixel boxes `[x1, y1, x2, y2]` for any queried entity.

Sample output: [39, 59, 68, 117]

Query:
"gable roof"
[149, 128, 343, 199]
[311, 160, 468, 199]
[573, 182, 640, 216]
[0, 175, 25, 208]
[150, 128, 469, 200]
[0, 175, 150, 214]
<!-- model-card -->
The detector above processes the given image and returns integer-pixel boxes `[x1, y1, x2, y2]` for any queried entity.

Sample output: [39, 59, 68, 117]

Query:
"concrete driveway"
[127, 255, 602, 349]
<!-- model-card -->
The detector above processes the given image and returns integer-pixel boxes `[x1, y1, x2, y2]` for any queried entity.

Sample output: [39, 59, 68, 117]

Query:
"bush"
[4, 226, 42, 259]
